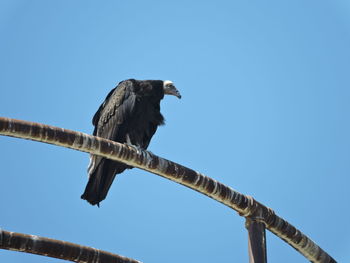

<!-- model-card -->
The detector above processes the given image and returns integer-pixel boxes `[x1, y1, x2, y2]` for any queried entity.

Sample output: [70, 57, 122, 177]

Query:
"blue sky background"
[1, 1, 349, 262]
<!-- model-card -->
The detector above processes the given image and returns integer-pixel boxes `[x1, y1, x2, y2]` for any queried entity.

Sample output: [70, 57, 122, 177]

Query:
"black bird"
[81, 79, 181, 206]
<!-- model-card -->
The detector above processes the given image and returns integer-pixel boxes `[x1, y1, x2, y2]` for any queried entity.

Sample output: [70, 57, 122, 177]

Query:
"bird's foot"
[126, 143, 142, 155]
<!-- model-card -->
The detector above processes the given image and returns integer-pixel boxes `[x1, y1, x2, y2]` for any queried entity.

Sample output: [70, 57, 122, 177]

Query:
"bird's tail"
[81, 156, 129, 206]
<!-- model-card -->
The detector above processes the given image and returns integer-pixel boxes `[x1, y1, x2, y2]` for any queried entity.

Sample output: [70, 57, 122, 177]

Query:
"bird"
[81, 79, 181, 206]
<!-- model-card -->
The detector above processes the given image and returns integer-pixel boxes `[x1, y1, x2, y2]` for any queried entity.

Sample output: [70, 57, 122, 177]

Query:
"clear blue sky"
[1, 1, 349, 262]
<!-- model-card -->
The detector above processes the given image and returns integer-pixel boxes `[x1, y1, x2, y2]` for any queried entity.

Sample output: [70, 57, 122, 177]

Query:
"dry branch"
[0, 117, 336, 263]
[0, 228, 140, 263]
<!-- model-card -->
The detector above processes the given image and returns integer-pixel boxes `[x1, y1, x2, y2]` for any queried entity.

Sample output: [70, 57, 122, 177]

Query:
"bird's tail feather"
[81, 158, 129, 206]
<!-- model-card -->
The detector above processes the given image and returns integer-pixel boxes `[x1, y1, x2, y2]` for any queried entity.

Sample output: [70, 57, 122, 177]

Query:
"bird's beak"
[164, 85, 182, 99]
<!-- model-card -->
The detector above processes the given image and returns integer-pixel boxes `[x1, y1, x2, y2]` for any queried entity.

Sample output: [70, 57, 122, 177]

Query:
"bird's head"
[163, 80, 181, 99]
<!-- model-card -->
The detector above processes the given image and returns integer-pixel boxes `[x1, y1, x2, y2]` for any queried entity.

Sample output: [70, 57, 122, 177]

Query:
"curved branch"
[0, 228, 140, 263]
[0, 117, 336, 263]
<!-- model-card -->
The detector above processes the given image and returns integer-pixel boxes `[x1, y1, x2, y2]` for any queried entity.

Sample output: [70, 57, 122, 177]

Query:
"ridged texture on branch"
[0, 228, 141, 263]
[0, 117, 337, 263]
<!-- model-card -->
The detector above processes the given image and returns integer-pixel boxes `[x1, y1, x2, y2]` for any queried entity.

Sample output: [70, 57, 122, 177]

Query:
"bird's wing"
[88, 81, 137, 174]
[94, 81, 137, 138]
[91, 87, 117, 135]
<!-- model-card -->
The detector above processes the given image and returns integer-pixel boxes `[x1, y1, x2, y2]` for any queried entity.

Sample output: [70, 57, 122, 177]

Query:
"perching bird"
[81, 79, 181, 206]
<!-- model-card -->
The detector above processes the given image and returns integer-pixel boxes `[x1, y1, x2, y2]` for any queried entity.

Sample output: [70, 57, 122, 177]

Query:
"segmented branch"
[0, 228, 140, 263]
[0, 117, 336, 263]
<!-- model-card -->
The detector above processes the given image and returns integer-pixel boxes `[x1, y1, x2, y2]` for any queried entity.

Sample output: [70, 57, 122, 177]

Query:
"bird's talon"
[126, 143, 142, 154]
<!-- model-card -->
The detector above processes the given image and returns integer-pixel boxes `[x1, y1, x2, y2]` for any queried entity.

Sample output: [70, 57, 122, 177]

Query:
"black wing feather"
[81, 81, 137, 205]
